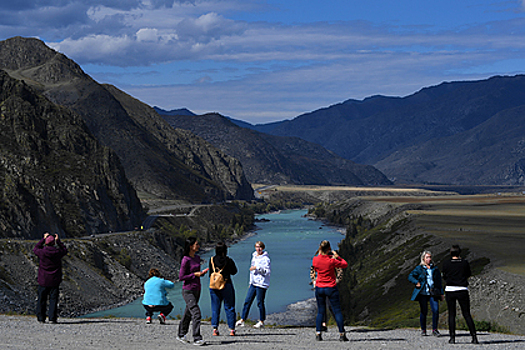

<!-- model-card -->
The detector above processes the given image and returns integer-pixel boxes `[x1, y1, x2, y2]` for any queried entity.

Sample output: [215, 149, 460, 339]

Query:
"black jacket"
[442, 258, 471, 287]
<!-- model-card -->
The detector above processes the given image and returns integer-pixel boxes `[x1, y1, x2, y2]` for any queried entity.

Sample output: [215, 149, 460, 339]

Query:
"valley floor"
[1, 315, 524, 350]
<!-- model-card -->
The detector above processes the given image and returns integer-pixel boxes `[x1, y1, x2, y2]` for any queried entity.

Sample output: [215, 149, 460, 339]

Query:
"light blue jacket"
[142, 276, 175, 306]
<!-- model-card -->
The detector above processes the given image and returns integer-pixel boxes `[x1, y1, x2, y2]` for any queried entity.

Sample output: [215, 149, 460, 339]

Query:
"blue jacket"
[408, 264, 443, 301]
[142, 276, 175, 306]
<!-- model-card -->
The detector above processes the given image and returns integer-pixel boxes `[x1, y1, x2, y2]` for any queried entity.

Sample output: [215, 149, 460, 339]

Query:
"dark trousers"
[36, 285, 59, 322]
[143, 302, 174, 317]
[179, 289, 202, 341]
[446, 290, 477, 338]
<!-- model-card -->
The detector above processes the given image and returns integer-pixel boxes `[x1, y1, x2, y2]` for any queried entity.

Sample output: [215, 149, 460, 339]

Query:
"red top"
[312, 254, 348, 288]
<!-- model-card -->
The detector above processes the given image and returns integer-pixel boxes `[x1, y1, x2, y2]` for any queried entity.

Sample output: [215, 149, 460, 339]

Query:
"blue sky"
[1, 0, 525, 124]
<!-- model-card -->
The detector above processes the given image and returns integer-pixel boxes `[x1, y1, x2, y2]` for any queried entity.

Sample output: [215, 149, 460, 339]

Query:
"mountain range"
[159, 112, 390, 186]
[241, 75, 525, 185]
[0, 37, 253, 206]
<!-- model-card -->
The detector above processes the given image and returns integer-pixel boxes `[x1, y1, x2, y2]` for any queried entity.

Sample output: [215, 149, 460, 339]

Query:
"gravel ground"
[1, 315, 524, 350]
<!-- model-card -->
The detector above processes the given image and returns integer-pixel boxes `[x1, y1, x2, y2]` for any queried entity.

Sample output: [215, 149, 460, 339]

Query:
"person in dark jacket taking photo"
[33, 232, 67, 324]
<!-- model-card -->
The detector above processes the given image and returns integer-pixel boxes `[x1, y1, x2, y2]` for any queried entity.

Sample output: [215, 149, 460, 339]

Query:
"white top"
[249, 251, 271, 289]
[445, 286, 468, 292]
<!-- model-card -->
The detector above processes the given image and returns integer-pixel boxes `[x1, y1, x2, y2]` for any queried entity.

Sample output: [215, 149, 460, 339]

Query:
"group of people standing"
[142, 238, 271, 346]
[409, 245, 479, 344]
[33, 231, 480, 346]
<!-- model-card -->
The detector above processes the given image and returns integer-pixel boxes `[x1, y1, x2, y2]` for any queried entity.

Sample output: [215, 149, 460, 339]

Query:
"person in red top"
[312, 240, 348, 342]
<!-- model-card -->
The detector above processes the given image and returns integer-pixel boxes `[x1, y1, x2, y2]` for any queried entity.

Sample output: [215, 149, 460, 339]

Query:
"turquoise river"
[84, 209, 344, 321]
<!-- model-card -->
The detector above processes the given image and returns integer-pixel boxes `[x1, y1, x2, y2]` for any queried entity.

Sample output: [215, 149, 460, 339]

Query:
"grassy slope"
[310, 192, 525, 329]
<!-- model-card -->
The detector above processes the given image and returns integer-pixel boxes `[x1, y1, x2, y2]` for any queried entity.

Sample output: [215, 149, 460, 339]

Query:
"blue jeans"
[315, 286, 345, 333]
[418, 294, 439, 331]
[241, 284, 267, 321]
[209, 282, 236, 329]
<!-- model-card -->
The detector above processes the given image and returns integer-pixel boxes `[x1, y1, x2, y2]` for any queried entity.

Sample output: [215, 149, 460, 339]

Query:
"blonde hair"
[420, 251, 432, 265]
[255, 241, 265, 250]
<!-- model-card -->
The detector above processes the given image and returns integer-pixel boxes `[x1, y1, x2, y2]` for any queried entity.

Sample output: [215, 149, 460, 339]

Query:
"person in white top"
[236, 241, 271, 329]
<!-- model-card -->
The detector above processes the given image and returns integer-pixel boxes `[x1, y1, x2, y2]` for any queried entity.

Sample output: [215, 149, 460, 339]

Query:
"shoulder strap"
[212, 257, 226, 273]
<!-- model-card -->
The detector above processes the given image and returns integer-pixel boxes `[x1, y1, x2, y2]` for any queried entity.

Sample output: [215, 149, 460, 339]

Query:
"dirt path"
[1, 315, 524, 349]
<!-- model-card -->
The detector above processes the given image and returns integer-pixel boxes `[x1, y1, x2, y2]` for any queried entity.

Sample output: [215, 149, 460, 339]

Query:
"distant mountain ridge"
[158, 112, 391, 186]
[0, 37, 253, 202]
[254, 75, 525, 185]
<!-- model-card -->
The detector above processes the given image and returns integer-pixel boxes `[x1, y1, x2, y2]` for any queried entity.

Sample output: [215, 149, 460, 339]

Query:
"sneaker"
[146, 316, 152, 324]
[340, 334, 349, 342]
[253, 320, 264, 329]
[320, 325, 328, 332]
[420, 330, 426, 336]
[158, 313, 166, 324]
[316, 333, 322, 341]
[229, 329, 235, 336]
[235, 319, 245, 327]
[213, 329, 220, 336]
[432, 329, 441, 337]
[193, 340, 205, 346]
[176, 335, 190, 344]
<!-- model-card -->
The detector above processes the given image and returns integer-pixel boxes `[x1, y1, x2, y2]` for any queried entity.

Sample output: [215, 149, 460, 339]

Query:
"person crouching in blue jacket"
[408, 250, 443, 336]
[142, 268, 175, 324]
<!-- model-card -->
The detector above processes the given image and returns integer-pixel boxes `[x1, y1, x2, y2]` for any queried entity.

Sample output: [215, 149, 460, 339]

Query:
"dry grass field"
[374, 194, 525, 276]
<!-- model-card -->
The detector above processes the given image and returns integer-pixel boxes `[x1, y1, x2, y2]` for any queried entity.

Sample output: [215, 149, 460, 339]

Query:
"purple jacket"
[179, 255, 202, 291]
[33, 237, 67, 287]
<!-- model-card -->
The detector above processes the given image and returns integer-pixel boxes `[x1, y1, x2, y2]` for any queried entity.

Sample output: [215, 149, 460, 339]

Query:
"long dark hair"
[183, 237, 197, 257]
[215, 241, 227, 256]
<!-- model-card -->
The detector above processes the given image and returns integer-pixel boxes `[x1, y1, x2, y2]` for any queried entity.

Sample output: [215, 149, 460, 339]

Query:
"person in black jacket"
[33, 232, 67, 323]
[209, 241, 238, 336]
[442, 245, 479, 344]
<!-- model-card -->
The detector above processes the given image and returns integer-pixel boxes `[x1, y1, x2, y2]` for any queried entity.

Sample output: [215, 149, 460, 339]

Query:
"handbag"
[209, 257, 226, 290]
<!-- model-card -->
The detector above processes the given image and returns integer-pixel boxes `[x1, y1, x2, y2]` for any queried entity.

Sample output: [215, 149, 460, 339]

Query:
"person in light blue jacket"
[408, 251, 443, 337]
[142, 268, 175, 324]
[236, 241, 271, 329]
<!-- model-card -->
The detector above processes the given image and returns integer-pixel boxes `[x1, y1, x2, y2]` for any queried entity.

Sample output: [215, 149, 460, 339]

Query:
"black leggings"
[445, 290, 477, 337]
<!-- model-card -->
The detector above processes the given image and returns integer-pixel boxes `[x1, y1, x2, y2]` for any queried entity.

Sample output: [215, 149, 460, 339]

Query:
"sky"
[2, 1, 525, 124]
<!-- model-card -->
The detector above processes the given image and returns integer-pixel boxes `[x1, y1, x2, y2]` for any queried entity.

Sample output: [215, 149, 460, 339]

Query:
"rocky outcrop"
[0, 36, 253, 202]
[0, 231, 182, 317]
[0, 70, 144, 238]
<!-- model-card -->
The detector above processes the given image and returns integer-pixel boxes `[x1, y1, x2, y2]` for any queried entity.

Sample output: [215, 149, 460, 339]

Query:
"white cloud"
[136, 28, 160, 42]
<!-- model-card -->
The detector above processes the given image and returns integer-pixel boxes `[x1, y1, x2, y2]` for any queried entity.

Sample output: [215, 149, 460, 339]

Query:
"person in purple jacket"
[33, 232, 67, 323]
[177, 237, 209, 346]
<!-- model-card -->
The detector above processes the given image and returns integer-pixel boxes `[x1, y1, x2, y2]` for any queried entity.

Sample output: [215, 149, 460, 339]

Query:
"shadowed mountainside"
[254, 75, 525, 185]
[160, 112, 391, 186]
[0, 70, 144, 238]
[0, 36, 253, 202]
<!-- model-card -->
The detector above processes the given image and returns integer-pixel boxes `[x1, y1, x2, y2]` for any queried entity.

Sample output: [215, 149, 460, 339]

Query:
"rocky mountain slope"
[160, 112, 391, 186]
[255, 75, 525, 185]
[0, 70, 144, 238]
[0, 37, 253, 202]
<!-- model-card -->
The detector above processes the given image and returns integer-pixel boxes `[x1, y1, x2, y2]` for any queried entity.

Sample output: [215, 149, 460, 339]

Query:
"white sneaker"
[193, 339, 206, 346]
[253, 320, 264, 329]
[235, 319, 245, 327]
[176, 335, 190, 343]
